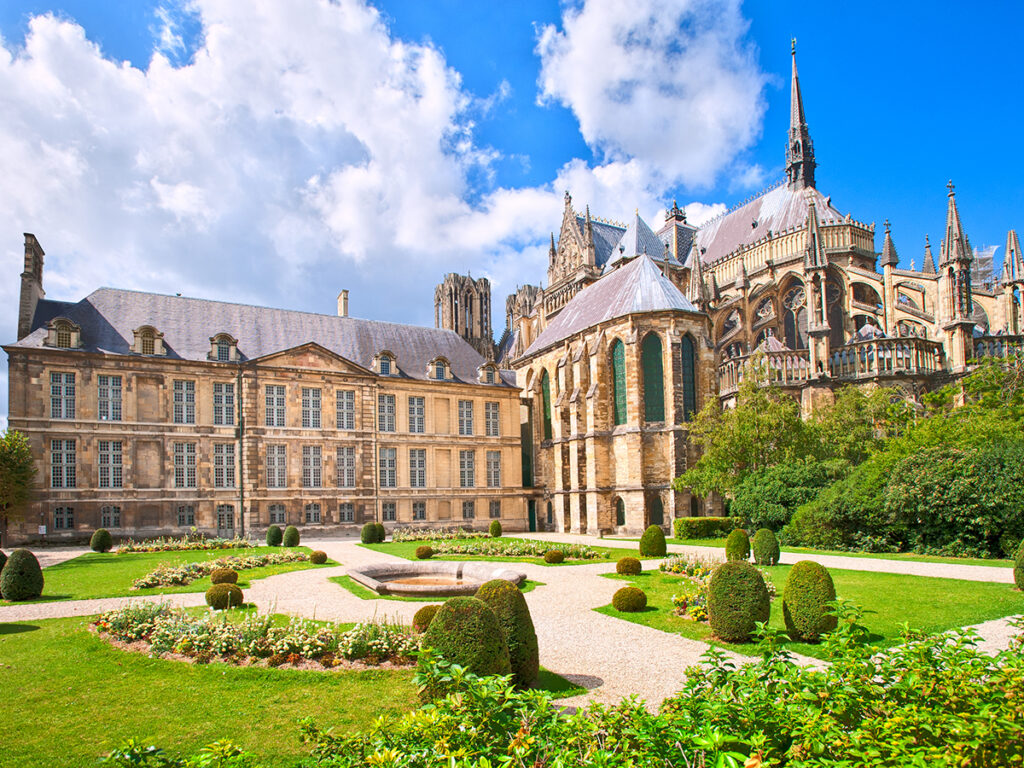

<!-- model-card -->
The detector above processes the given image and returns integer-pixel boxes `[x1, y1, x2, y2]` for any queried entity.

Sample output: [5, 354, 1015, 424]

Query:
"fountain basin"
[348, 561, 526, 597]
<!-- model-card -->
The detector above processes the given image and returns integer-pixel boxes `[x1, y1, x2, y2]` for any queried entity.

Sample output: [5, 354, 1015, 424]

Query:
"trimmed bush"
[0, 549, 44, 601]
[422, 596, 511, 677]
[1016, 539, 1024, 591]
[543, 549, 564, 564]
[751, 528, 780, 566]
[612, 586, 647, 612]
[639, 525, 667, 557]
[282, 526, 300, 547]
[782, 560, 838, 642]
[0, 550, 6, 573]
[616, 556, 642, 575]
[707, 560, 770, 642]
[210, 568, 238, 585]
[725, 529, 750, 561]
[475, 579, 539, 687]
[489, 520, 502, 538]
[360, 523, 379, 544]
[90, 528, 113, 553]
[374, 523, 387, 543]
[205, 583, 244, 610]
[673, 516, 744, 540]
[413, 604, 441, 633]
[310, 550, 328, 564]
[266, 525, 283, 547]
[415, 545, 434, 560]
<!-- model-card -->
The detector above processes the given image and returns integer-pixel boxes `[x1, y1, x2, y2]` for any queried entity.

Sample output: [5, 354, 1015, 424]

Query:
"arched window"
[783, 283, 808, 350]
[55, 322, 72, 349]
[615, 498, 625, 526]
[680, 334, 697, 422]
[648, 496, 664, 526]
[610, 339, 627, 425]
[690, 495, 701, 516]
[540, 370, 552, 440]
[641, 333, 665, 422]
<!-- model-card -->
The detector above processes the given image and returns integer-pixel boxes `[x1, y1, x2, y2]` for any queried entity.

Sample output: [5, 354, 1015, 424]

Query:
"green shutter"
[611, 340, 627, 425]
[541, 370, 552, 440]
[641, 333, 665, 422]
[681, 335, 696, 422]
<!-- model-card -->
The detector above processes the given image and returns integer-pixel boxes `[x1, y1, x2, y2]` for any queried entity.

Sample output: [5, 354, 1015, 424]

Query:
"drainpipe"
[237, 365, 245, 538]
[372, 381, 379, 524]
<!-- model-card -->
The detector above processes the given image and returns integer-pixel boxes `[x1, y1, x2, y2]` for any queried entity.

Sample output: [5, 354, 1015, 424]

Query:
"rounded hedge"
[415, 545, 434, 560]
[0, 549, 44, 601]
[90, 528, 113, 553]
[1015, 539, 1024, 591]
[421, 596, 511, 677]
[707, 560, 770, 642]
[210, 568, 238, 585]
[360, 523, 379, 544]
[413, 604, 441, 633]
[612, 586, 647, 612]
[489, 520, 502, 538]
[725, 529, 751, 561]
[282, 526, 300, 547]
[205, 583, 244, 610]
[374, 523, 387, 543]
[616, 556, 642, 575]
[310, 550, 328, 565]
[475, 579, 539, 687]
[543, 549, 564, 564]
[751, 528, 780, 566]
[639, 525, 667, 557]
[266, 525, 283, 547]
[782, 560, 838, 642]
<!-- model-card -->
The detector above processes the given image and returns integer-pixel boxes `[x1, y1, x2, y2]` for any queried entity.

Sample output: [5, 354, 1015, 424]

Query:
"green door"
[527, 500, 537, 532]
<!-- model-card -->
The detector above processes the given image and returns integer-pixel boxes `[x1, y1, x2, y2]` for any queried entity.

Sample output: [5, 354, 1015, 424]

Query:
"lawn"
[330, 574, 543, 601]
[360, 537, 627, 565]
[596, 567, 1024, 660]
[2, 546, 337, 603]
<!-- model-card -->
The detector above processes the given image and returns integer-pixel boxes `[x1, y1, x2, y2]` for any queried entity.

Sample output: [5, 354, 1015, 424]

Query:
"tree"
[0, 430, 37, 549]
[809, 385, 914, 465]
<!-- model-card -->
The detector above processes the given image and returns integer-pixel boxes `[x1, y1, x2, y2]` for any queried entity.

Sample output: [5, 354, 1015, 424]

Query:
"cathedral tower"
[434, 272, 494, 359]
[786, 41, 817, 190]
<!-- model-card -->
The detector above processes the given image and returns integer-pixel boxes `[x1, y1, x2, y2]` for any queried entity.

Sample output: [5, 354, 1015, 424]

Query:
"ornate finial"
[791, 37, 796, 55]
[884, 219, 891, 233]
[947, 180, 955, 195]
[925, 234, 931, 246]
[635, 207, 639, 216]
[564, 190, 571, 204]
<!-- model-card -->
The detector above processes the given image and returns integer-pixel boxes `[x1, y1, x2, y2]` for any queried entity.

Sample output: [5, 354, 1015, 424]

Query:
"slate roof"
[659, 222, 695, 265]
[11, 287, 506, 386]
[603, 213, 671, 272]
[576, 215, 626, 268]
[522, 255, 700, 358]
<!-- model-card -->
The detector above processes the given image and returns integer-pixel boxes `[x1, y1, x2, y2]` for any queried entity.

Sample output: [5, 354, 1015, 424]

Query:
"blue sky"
[0, 0, 1022, 426]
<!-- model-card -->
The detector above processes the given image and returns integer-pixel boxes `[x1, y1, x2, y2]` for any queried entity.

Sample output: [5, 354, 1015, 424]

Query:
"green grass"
[360, 537, 628, 565]
[330, 574, 543, 601]
[536, 667, 586, 698]
[596, 567, 1024, 660]
[2, 546, 337, 604]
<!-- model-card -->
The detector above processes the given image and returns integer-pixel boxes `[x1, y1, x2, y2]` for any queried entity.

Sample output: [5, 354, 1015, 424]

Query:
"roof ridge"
[699, 178, 788, 228]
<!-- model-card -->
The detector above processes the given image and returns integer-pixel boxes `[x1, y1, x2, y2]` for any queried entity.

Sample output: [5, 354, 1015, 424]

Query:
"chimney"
[337, 290, 349, 318]
[18, 233, 45, 340]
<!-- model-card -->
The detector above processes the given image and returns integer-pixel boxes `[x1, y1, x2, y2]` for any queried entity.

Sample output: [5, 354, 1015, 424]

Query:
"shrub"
[616, 556, 641, 575]
[310, 550, 328, 564]
[360, 523, 379, 544]
[782, 560, 838, 641]
[612, 586, 647, 612]
[751, 528, 780, 566]
[421, 596, 510, 677]
[374, 522, 387, 543]
[673, 515, 744, 539]
[282, 526, 300, 547]
[475, 579, 539, 687]
[1016, 539, 1024, 591]
[413, 604, 441, 633]
[0, 549, 44, 601]
[266, 525, 283, 547]
[707, 560, 770, 642]
[489, 520, 502, 538]
[731, 459, 847, 531]
[90, 528, 113, 553]
[639, 525, 667, 557]
[725, 529, 750, 561]
[0, 550, 6, 573]
[543, 549, 564, 564]
[205, 583, 243, 610]
[415, 545, 434, 560]
[210, 568, 238, 585]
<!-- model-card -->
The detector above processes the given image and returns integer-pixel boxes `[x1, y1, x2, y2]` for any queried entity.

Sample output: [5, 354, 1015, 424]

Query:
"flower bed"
[430, 539, 604, 560]
[117, 534, 257, 554]
[391, 526, 490, 542]
[93, 603, 418, 667]
[660, 554, 774, 622]
[131, 552, 311, 589]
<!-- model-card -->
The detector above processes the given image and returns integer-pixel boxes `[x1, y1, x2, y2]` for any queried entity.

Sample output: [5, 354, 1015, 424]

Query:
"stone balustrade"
[829, 337, 945, 379]
[973, 335, 1024, 360]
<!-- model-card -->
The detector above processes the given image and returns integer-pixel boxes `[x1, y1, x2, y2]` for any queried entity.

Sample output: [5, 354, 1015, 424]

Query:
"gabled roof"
[575, 215, 625, 267]
[604, 212, 669, 272]
[522, 255, 700, 358]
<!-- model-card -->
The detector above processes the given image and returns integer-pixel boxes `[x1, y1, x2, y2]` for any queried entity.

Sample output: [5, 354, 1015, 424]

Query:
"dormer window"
[45, 318, 82, 349]
[208, 333, 238, 363]
[435, 361, 445, 380]
[376, 351, 396, 376]
[478, 363, 498, 384]
[428, 356, 450, 381]
[56, 324, 71, 348]
[132, 326, 165, 356]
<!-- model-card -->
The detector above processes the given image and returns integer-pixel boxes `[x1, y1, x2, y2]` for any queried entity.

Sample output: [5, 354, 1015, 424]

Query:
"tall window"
[51, 439, 76, 488]
[409, 448, 426, 488]
[462, 500, 475, 520]
[615, 498, 625, 526]
[55, 324, 72, 348]
[681, 335, 697, 422]
[50, 372, 75, 419]
[486, 450, 501, 487]
[301, 388, 321, 428]
[302, 445, 322, 488]
[378, 394, 396, 432]
[305, 503, 321, 523]
[641, 333, 665, 422]
[485, 401, 500, 437]
[379, 447, 397, 487]
[268, 504, 286, 524]
[177, 505, 195, 527]
[336, 390, 355, 430]
[408, 396, 425, 433]
[485, 368, 495, 384]
[339, 503, 354, 522]
[173, 380, 196, 424]
[459, 450, 475, 488]
[97, 375, 122, 421]
[379, 356, 392, 376]
[266, 445, 286, 488]
[489, 500, 501, 519]
[434, 361, 445, 380]
[412, 501, 426, 521]
[216, 505, 235, 532]
[101, 505, 121, 528]
[216, 340, 231, 362]
[540, 370, 552, 439]
[53, 507, 74, 530]
[782, 283, 808, 350]
[337, 445, 356, 487]
[611, 340, 627, 426]
[382, 502, 396, 522]
[458, 400, 474, 435]
[214, 443, 235, 488]
[97, 440, 122, 489]
[265, 385, 286, 427]
[173, 442, 196, 488]
[140, 331, 155, 355]
[213, 382, 235, 426]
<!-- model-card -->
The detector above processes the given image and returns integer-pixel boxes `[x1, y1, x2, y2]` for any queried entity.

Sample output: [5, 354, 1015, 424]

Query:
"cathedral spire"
[939, 181, 971, 266]
[803, 194, 827, 268]
[786, 40, 816, 190]
[880, 219, 899, 268]
[1006, 229, 1023, 282]
[922, 235, 936, 273]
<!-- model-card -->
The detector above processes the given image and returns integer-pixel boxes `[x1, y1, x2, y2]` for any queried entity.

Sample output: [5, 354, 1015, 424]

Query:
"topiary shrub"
[266, 525, 283, 547]
[616, 556, 642, 575]
[205, 583, 244, 610]
[475, 579, 539, 687]
[360, 523, 379, 544]
[489, 520, 502, 538]
[751, 528, 781, 566]
[673, 516, 745, 540]
[639, 525, 667, 557]
[725, 529, 751, 561]
[543, 549, 564, 564]
[210, 568, 238, 585]
[612, 586, 647, 612]
[0, 549, 44, 601]
[374, 522, 387, 543]
[282, 526, 300, 547]
[413, 604, 441, 633]
[421, 596, 511, 677]
[707, 560, 770, 642]
[1016, 539, 1024, 591]
[310, 550, 328, 564]
[415, 545, 434, 560]
[783, 560, 838, 642]
[90, 528, 113, 553]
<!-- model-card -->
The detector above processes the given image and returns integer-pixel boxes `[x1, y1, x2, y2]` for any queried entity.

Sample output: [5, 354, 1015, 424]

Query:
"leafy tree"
[0, 430, 37, 549]
[809, 385, 913, 464]
[731, 458, 848, 531]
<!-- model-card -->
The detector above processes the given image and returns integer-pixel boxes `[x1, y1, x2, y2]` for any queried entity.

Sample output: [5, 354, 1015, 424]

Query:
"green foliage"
[360, 523, 379, 544]
[751, 528, 780, 566]
[0, 548, 44, 601]
[724, 529, 750, 561]
[639, 525, 667, 557]
[489, 520, 502, 538]
[210, 568, 238, 585]
[282, 526, 300, 547]
[0, 549, 6, 572]
[99, 739, 260, 767]
[611, 586, 647, 612]
[415, 545, 433, 560]
[413, 604, 440, 633]
[265, 525, 282, 547]
[673, 515, 744, 539]
[374, 522, 387, 542]
[309, 550, 327, 565]
[421, 596, 511, 678]
[707, 560, 769, 642]
[616, 556, 641, 575]
[475, 579, 539, 687]
[91, 528, 114, 553]
[205, 583, 243, 610]
[809, 385, 913, 464]
[782, 560, 838, 642]
[543, 549, 564, 564]
[1015, 540, 1024, 591]
[732, 458, 848, 531]
[0, 430, 37, 547]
